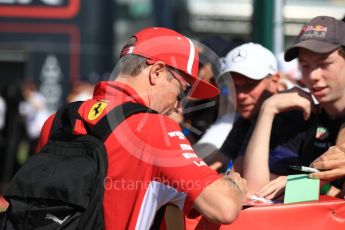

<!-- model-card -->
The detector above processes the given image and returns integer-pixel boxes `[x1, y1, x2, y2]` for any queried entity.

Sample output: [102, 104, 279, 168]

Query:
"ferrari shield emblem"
[88, 101, 108, 120]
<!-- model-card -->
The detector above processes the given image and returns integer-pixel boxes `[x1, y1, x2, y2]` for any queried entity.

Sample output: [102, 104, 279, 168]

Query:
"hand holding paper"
[284, 174, 320, 204]
[254, 176, 287, 200]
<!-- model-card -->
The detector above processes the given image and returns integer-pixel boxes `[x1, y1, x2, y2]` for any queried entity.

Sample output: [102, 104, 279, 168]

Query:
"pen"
[289, 165, 320, 173]
[225, 160, 233, 175]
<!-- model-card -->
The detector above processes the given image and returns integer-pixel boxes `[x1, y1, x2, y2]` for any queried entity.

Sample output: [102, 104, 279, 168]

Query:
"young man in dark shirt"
[243, 16, 345, 198]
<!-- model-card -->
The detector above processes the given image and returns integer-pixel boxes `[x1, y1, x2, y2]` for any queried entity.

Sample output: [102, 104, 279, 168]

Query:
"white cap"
[219, 42, 278, 80]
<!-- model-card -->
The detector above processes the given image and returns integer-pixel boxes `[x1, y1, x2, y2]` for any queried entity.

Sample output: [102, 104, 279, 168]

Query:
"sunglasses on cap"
[165, 66, 192, 101]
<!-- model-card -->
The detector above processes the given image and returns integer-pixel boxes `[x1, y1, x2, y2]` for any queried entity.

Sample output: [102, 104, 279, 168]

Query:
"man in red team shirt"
[38, 27, 247, 229]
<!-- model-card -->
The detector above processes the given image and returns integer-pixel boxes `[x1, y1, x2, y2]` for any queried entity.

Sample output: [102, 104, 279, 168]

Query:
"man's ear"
[149, 61, 165, 85]
[268, 73, 281, 92]
[270, 73, 280, 83]
[269, 73, 281, 88]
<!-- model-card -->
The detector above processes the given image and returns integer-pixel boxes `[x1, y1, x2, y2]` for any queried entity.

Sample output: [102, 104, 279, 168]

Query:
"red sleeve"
[36, 113, 55, 152]
[123, 113, 220, 211]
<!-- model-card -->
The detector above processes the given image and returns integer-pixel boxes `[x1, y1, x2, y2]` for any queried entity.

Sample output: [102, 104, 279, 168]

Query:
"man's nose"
[237, 91, 248, 100]
[174, 100, 183, 111]
[309, 67, 322, 82]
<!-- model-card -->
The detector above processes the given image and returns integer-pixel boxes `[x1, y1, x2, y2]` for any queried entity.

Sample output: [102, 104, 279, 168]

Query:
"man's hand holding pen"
[309, 145, 345, 181]
[224, 173, 248, 201]
[223, 160, 248, 202]
[308, 144, 345, 198]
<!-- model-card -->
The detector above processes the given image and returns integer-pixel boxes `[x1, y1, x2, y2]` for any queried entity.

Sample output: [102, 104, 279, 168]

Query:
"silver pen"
[289, 165, 320, 173]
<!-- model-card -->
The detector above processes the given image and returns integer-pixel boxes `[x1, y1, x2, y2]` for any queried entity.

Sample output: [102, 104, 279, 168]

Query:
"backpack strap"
[50, 101, 157, 142]
[90, 102, 158, 142]
[49, 101, 84, 138]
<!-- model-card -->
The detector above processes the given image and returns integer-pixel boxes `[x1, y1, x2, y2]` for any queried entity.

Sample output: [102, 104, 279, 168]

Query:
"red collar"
[92, 81, 147, 106]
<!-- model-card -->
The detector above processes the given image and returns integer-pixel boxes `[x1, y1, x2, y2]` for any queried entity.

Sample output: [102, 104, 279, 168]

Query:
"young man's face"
[299, 48, 345, 107]
[231, 72, 276, 120]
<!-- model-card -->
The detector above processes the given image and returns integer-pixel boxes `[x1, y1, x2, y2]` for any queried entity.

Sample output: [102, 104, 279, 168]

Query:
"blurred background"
[0, 0, 344, 193]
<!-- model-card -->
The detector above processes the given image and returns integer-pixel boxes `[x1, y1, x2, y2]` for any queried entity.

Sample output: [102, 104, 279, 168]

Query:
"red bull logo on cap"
[300, 25, 328, 39]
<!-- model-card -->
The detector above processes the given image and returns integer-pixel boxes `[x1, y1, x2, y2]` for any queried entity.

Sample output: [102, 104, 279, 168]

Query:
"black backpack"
[0, 101, 156, 230]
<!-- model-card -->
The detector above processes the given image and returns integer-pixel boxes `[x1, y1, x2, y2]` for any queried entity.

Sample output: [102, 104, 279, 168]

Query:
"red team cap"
[120, 27, 220, 99]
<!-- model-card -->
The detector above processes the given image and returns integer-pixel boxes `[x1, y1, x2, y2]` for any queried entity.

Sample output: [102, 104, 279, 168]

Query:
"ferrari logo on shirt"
[88, 101, 108, 120]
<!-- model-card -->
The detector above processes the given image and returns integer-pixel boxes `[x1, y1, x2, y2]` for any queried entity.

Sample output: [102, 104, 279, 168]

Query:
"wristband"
[320, 183, 331, 195]
[225, 177, 245, 196]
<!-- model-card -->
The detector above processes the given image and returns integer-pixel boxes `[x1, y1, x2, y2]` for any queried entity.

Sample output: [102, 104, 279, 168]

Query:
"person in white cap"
[206, 42, 281, 173]
[242, 16, 345, 199]
[37, 27, 247, 229]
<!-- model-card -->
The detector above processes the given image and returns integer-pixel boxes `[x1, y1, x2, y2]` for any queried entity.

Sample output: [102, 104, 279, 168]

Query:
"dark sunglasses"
[166, 67, 192, 101]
